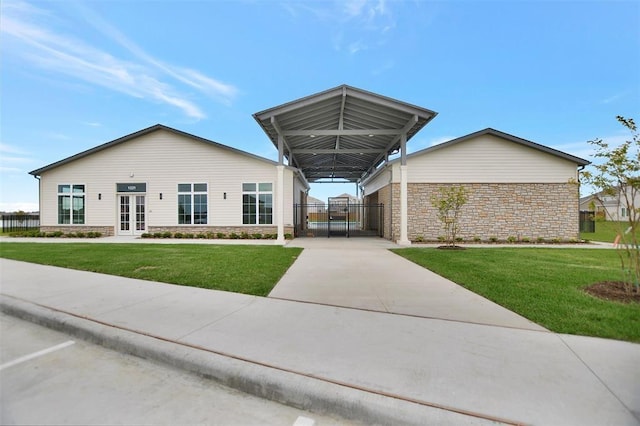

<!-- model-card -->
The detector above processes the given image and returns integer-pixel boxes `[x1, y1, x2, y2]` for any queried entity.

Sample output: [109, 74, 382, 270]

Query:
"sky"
[1, 0, 639, 212]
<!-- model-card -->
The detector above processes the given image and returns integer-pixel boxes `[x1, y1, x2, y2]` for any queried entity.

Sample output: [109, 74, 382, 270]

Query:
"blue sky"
[1, 0, 638, 211]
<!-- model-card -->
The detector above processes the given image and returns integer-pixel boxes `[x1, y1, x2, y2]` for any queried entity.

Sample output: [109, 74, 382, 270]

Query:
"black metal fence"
[1, 214, 40, 232]
[579, 210, 595, 233]
[294, 203, 384, 238]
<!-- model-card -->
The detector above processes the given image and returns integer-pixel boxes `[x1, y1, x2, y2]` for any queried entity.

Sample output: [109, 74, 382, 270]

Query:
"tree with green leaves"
[581, 116, 639, 293]
[430, 186, 468, 247]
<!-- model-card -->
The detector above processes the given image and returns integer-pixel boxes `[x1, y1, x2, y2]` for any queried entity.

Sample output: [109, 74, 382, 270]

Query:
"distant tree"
[581, 116, 639, 292]
[431, 186, 468, 247]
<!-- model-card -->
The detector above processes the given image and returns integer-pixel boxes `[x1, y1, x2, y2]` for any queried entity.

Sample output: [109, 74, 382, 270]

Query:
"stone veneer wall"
[148, 225, 292, 235]
[40, 226, 115, 236]
[404, 183, 580, 241]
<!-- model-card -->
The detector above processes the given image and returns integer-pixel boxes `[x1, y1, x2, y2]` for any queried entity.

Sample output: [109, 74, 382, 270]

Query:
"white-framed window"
[57, 184, 85, 224]
[242, 182, 273, 224]
[621, 207, 627, 217]
[178, 183, 208, 224]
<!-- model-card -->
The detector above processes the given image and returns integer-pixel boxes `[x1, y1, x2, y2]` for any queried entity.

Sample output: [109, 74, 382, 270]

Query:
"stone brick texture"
[378, 182, 579, 241]
[40, 226, 114, 236]
[148, 226, 292, 236]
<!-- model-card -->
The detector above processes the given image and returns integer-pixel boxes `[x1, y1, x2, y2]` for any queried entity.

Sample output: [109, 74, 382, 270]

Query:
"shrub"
[521, 236, 531, 243]
[206, 232, 216, 239]
[153, 232, 164, 239]
[437, 236, 446, 242]
[229, 232, 239, 239]
[473, 236, 481, 242]
[284, 233, 293, 240]
[507, 236, 517, 243]
[162, 231, 172, 238]
[455, 237, 463, 242]
[240, 232, 250, 239]
[141, 233, 152, 238]
[489, 236, 498, 243]
[196, 233, 206, 239]
[252, 233, 263, 240]
[536, 237, 545, 243]
[173, 233, 183, 239]
[184, 233, 195, 239]
[216, 232, 226, 239]
[414, 235, 425, 243]
[76, 232, 86, 238]
[552, 238, 561, 243]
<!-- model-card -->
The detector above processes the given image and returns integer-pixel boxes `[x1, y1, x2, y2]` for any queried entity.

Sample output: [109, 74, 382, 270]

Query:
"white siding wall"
[362, 168, 392, 196]
[396, 134, 579, 183]
[39, 129, 287, 228]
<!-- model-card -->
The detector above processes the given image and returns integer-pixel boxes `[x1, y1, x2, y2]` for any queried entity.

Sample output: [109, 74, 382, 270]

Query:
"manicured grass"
[0, 243, 302, 297]
[392, 248, 640, 342]
[581, 221, 637, 243]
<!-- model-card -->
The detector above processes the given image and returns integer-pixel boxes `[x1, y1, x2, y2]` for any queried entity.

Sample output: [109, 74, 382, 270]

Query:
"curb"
[0, 295, 502, 426]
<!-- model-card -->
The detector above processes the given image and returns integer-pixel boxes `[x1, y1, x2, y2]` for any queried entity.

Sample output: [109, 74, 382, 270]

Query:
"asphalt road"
[0, 312, 353, 425]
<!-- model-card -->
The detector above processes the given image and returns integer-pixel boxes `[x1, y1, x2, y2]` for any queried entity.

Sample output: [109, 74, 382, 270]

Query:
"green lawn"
[0, 243, 302, 296]
[392, 248, 640, 342]
[581, 221, 637, 243]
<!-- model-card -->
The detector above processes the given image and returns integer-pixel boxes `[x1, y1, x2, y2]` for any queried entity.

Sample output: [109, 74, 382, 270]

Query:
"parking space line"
[0, 341, 75, 371]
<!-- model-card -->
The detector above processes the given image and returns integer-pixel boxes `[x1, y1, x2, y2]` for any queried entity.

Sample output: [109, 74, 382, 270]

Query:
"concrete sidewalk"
[1, 258, 638, 425]
[273, 238, 545, 330]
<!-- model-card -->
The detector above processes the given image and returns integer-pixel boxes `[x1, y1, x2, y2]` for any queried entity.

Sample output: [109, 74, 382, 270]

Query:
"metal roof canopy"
[253, 85, 438, 183]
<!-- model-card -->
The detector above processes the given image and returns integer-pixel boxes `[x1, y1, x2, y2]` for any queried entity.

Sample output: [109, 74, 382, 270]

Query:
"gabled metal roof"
[253, 85, 437, 183]
[361, 127, 591, 186]
[29, 124, 282, 176]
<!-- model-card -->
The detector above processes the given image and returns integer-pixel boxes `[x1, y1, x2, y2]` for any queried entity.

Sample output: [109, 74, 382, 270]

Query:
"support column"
[398, 133, 410, 245]
[277, 165, 285, 244]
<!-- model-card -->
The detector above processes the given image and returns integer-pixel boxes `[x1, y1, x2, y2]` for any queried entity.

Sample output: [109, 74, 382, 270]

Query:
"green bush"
[252, 233, 263, 240]
[507, 236, 517, 243]
[184, 233, 194, 239]
[196, 233, 206, 239]
[521, 236, 530, 243]
[216, 232, 226, 239]
[174, 232, 184, 239]
[284, 233, 293, 240]
[414, 235, 424, 243]
[473, 236, 481, 242]
[240, 232, 250, 239]
[162, 232, 172, 238]
[229, 232, 239, 239]
[536, 237, 545, 243]
[489, 236, 498, 243]
[141, 233, 152, 238]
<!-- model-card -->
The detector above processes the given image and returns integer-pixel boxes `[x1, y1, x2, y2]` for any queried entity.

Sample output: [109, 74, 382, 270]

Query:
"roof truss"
[253, 85, 437, 183]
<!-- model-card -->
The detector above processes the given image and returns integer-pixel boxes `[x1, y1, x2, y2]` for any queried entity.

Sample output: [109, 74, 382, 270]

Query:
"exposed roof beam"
[360, 115, 419, 181]
[270, 116, 299, 168]
[282, 129, 402, 136]
[293, 149, 382, 154]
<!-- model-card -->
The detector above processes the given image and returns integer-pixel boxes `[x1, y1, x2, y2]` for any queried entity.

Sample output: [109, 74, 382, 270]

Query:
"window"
[58, 184, 85, 224]
[243, 182, 272, 224]
[178, 183, 207, 224]
[621, 207, 627, 218]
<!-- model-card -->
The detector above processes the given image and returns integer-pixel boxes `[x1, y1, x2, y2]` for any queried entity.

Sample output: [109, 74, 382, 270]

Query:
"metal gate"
[294, 201, 384, 238]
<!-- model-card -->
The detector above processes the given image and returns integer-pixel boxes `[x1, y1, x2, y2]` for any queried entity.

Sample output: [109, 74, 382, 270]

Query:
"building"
[580, 187, 640, 221]
[30, 125, 308, 241]
[361, 128, 590, 241]
[29, 85, 589, 243]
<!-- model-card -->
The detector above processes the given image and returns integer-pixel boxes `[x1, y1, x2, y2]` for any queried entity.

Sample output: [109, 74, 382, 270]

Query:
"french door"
[119, 195, 146, 235]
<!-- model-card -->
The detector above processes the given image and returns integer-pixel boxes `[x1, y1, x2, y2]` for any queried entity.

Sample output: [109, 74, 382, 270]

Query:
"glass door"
[119, 195, 145, 235]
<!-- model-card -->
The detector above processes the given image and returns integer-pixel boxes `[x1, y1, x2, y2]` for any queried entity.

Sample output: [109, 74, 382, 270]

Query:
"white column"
[276, 165, 285, 244]
[398, 132, 410, 245]
[399, 165, 410, 245]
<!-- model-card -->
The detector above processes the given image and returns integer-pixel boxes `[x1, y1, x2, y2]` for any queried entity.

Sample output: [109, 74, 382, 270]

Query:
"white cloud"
[0, 1, 238, 120]
[0, 143, 28, 155]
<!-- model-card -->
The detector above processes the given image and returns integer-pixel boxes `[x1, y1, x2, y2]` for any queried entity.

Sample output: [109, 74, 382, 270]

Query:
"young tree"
[430, 186, 468, 247]
[581, 116, 639, 292]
